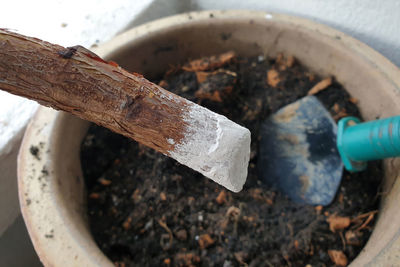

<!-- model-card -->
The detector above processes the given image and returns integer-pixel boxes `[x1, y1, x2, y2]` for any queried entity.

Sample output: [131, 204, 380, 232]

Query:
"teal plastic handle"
[337, 116, 400, 172]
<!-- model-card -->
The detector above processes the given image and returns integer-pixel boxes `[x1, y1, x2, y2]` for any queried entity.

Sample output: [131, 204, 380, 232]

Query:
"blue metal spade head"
[259, 95, 400, 206]
[258, 96, 343, 206]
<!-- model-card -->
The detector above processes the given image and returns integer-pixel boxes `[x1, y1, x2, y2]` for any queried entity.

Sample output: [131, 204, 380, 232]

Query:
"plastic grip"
[337, 116, 400, 171]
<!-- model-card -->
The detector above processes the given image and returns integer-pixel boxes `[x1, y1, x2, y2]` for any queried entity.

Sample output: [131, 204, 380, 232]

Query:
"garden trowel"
[259, 95, 400, 206]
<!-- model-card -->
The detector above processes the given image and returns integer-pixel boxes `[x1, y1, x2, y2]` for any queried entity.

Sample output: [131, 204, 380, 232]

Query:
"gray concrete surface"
[0, 216, 41, 266]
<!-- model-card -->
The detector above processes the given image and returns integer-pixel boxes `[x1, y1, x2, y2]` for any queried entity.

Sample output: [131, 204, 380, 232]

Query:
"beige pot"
[18, 10, 400, 266]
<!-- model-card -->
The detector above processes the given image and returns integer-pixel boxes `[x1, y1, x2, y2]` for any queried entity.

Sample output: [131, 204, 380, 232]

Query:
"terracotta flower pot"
[18, 10, 400, 266]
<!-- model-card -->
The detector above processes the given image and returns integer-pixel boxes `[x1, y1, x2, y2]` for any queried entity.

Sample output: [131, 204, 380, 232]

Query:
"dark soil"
[81, 53, 382, 267]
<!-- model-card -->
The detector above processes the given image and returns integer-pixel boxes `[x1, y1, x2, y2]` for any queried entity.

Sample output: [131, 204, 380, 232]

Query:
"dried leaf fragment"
[357, 213, 374, 231]
[349, 97, 359, 104]
[158, 219, 173, 250]
[333, 109, 349, 121]
[249, 188, 274, 205]
[294, 240, 299, 250]
[195, 71, 210, 83]
[122, 217, 132, 230]
[328, 249, 348, 266]
[286, 55, 295, 68]
[89, 192, 100, 199]
[216, 190, 227, 204]
[196, 90, 223, 102]
[351, 210, 378, 223]
[182, 51, 235, 72]
[160, 192, 167, 201]
[315, 205, 323, 214]
[307, 77, 332, 95]
[250, 188, 263, 201]
[276, 53, 296, 69]
[98, 177, 112, 186]
[158, 80, 168, 88]
[175, 253, 200, 266]
[333, 103, 341, 113]
[198, 234, 215, 249]
[327, 215, 351, 232]
[352, 211, 377, 231]
[306, 73, 316, 81]
[195, 69, 236, 102]
[267, 69, 280, 87]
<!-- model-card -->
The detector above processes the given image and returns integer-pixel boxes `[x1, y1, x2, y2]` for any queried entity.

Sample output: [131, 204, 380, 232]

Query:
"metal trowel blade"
[258, 96, 343, 206]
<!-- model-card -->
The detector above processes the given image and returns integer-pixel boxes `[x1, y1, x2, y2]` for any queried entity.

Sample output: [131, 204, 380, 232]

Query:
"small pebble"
[144, 219, 153, 231]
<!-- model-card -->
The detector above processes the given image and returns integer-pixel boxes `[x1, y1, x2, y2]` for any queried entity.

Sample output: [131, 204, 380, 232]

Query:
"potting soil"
[81, 53, 381, 267]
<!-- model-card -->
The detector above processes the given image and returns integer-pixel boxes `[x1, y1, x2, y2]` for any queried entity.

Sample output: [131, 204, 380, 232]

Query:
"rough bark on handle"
[0, 29, 188, 155]
[0, 29, 251, 192]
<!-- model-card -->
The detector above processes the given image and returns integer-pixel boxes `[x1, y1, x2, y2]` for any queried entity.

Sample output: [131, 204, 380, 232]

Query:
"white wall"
[192, 0, 400, 67]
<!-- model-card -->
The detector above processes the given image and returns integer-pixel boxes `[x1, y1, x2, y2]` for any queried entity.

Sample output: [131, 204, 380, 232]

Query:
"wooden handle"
[0, 29, 189, 155]
[0, 29, 251, 192]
